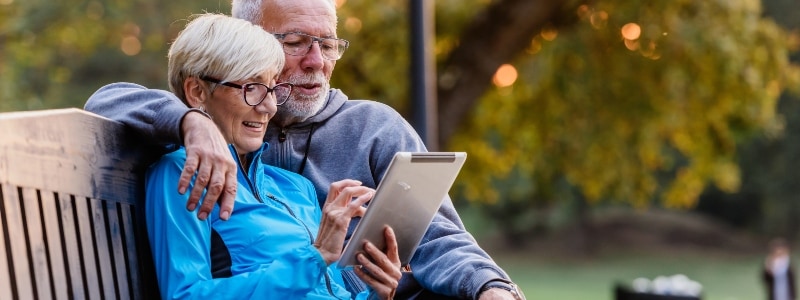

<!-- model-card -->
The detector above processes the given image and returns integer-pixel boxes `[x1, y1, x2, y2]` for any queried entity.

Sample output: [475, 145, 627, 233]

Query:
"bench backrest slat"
[38, 190, 70, 300]
[0, 186, 12, 300]
[1, 184, 36, 299]
[0, 108, 157, 299]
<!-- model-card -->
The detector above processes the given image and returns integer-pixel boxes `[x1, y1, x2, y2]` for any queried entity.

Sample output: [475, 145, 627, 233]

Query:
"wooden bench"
[0, 108, 159, 299]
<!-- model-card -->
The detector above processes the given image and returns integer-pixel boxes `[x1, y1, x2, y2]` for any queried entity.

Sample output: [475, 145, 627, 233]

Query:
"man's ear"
[183, 77, 207, 109]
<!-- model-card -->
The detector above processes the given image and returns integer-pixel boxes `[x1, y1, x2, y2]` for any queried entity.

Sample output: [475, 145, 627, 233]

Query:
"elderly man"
[85, 0, 525, 299]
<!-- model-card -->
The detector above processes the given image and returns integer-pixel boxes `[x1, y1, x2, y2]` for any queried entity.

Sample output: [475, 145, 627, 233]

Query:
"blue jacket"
[89, 82, 512, 299]
[145, 144, 365, 299]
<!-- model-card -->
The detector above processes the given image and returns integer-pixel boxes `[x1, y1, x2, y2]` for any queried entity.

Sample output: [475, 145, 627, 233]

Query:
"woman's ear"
[183, 77, 207, 109]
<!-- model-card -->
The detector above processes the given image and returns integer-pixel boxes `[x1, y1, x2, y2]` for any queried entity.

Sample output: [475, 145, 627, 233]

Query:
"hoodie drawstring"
[297, 123, 316, 175]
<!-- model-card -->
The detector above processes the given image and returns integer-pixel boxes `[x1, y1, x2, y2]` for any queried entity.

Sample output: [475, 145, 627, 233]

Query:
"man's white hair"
[167, 13, 285, 104]
[231, 0, 337, 26]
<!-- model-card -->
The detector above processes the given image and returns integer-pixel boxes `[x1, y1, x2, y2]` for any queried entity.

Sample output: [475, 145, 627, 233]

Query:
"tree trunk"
[436, 0, 585, 146]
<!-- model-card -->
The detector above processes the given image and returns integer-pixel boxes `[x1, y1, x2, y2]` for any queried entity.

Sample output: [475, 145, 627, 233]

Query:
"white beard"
[275, 72, 329, 125]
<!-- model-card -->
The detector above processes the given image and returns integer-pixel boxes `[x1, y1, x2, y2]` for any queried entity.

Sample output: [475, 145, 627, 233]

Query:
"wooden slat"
[102, 199, 131, 299]
[0, 108, 144, 205]
[2, 184, 35, 299]
[40, 191, 69, 300]
[58, 193, 86, 300]
[0, 185, 14, 300]
[119, 203, 141, 300]
[89, 197, 117, 299]
[20, 187, 53, 299]
[74, 196, 102, 300]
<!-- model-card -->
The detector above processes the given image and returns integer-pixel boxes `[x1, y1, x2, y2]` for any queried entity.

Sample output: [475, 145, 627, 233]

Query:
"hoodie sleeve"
[373, 108, 512, 299]
[145, 150, 330, 299]
[84, 82, 188, 146]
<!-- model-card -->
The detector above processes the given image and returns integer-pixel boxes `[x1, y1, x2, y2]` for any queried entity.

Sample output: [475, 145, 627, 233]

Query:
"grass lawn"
[458, 205, 773, 300]
[485, 247, 768, 300]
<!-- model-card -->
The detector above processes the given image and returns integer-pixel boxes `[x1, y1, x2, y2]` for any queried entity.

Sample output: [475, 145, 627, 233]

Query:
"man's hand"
[179, 111, 237, 220]
[478, 288, 520, 300]
[354, 226, 402, 300]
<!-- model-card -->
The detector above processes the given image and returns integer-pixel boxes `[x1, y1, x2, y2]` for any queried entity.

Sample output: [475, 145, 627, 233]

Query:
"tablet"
[337, 152, 466, 267]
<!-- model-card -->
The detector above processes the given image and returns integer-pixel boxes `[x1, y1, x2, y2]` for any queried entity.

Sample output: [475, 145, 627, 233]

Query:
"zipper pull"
[278, 128, 287, 142]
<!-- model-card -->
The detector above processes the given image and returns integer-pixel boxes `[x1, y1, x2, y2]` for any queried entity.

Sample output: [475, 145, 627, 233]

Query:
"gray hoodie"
[85, 82, 513, 299]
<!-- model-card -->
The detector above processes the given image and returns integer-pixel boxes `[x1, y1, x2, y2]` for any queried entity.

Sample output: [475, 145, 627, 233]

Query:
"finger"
[217, 169, 237, 220]
[330, 185, 372, 208]
[353, 260, 377, 285]
[330, 179, 362, 190]
[357, 252, 399, 293]
[353, 263, 396, 300]
[198, 164, 226, 220]
[346, 188, 374, 209]
[188, 160, 213, 220]
[363, 241, 399, 276]
[324, 180, 363, 206]
[179, 153, 200, 209]
[383, 226, 401, 266]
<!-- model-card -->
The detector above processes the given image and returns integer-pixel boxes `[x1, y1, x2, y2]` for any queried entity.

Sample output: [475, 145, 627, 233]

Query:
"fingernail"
[198, 211, 208, 220]
[179, 187, 186, 194]
[187, 203, 196, 211]
[221, 210, 230, 221]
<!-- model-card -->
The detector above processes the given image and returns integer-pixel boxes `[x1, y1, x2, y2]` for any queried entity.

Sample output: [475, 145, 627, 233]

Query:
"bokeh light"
[344, 17, 362, 33]
[121, 36, 141, 56]
[621, 23, 641, 40]
[590, 10, 608, 29]
[493, 64, 518, 88]
[526, 38, 542, 55]
[541, 26, 558, 41]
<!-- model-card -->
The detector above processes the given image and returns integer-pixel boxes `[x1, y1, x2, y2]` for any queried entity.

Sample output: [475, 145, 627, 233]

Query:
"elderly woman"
[145, 14, 401, 299]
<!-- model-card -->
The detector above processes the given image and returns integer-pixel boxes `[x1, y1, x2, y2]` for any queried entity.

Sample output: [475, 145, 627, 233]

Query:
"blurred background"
[3, 0, 800, 299]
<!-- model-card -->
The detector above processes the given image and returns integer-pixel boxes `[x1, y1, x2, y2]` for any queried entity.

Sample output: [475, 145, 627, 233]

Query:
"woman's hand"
[314, 179, 374, 265]
[355, 226, 402, 300]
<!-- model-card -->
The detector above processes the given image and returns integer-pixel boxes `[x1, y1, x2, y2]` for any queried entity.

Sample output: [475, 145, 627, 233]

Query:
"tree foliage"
[449, 0, 799, 216]
[695, 0, 800, 238]
[0, 0, 230, 112]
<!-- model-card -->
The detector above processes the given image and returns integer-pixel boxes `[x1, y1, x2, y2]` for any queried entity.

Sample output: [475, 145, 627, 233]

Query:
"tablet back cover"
[338, 152, 466, 267]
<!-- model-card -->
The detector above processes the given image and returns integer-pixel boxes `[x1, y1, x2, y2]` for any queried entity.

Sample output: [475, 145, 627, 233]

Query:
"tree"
[445, 0, 799, 244]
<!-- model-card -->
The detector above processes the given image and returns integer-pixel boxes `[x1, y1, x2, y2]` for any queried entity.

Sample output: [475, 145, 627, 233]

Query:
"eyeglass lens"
[244, 83, 292, 106]
[279, 33, 347, 60]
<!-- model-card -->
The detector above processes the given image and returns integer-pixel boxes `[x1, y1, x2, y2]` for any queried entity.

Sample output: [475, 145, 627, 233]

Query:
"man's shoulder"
[336, 100, 405, 123]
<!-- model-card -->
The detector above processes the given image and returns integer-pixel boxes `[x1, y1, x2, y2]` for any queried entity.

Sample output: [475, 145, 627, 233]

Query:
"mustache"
[282, 72, 327, 86]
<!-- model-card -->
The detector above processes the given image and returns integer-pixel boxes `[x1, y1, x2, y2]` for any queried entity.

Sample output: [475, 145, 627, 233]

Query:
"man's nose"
[301, 41, 325, 69]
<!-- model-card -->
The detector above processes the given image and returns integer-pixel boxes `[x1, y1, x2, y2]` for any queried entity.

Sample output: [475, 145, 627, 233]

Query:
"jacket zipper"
[264, 193, 340, 299]
[231, 148, 264, 203]
[233, 145, 340, 299]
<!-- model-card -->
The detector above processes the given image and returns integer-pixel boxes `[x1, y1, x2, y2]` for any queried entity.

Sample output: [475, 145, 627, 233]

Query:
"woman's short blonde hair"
[167, 13, 285, 104]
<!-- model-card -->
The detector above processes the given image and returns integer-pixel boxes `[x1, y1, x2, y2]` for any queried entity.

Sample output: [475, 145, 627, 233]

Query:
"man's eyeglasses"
[273, 32, 349, 61]
[200, 76, 293, 106]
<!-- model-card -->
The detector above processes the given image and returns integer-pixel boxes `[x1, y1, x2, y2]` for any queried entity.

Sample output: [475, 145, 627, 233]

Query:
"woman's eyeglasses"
[200, 76, 293, 106]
